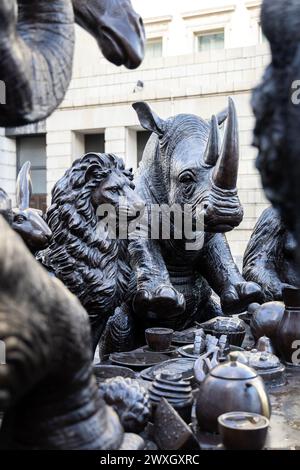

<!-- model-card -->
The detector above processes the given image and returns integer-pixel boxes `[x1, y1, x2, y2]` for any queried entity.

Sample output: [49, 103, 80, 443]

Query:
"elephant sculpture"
[0, 0, 145, 126]
[0, 162, 52, 253]
[0, 216, 144, 449]
[252, 0, 300, 269]
[243, 207, 300, 301]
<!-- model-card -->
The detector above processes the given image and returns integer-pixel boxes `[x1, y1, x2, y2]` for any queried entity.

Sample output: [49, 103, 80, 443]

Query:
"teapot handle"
[245, 381, 271, 418]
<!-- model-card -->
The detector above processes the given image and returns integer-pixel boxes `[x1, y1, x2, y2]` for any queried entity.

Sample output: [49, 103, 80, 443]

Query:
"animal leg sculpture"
[99, 304, 139, 358]
[0, 216, 144, 450]
[199, 233, 264, 315]
[243, 207, 299, 301]
[129, 238, 186, 320]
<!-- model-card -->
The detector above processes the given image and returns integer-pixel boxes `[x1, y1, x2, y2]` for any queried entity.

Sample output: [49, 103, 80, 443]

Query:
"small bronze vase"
[276, 287, 300, 367]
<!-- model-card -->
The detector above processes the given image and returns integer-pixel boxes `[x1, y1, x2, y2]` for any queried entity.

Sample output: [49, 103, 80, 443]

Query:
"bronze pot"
[218, 412, 269, 450]
[250, 301, 284, 343]
[275, 287, 300, 366]
[195, 352, 271, 433]
[145, 327, 174, 352]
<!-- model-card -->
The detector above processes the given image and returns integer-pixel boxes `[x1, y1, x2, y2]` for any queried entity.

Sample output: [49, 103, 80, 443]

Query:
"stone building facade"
[0, 0, 269, 263]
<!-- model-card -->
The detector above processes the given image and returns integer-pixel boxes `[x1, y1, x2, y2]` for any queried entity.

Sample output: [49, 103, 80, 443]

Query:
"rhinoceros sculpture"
[101, 99, 264, 354]
[127, 98, 263, 328]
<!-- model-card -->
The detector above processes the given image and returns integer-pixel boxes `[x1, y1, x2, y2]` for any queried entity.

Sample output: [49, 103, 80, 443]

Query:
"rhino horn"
[213, 97, 239, 190]
[204, 115, 220, 166]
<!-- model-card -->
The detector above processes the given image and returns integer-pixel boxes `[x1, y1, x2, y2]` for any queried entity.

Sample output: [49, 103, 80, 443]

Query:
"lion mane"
[40, 153, 133, 341]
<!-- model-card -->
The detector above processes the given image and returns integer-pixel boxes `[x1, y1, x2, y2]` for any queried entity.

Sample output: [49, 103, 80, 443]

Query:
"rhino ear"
[133, 102, 165, 136]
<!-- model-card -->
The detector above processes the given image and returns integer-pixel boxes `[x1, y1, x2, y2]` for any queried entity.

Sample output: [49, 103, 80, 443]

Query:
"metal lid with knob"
[210, 351, 257, 380]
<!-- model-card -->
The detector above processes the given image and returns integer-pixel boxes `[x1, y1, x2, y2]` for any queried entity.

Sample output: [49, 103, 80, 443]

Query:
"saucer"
[143, 345, 177, 354]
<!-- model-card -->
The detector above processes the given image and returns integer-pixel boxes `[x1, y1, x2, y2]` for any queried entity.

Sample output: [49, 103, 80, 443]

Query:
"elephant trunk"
[0, 0, 75, 126]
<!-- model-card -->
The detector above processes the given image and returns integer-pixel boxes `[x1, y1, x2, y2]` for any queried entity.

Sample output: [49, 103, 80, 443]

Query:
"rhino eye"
[14, 214, 26, 224]
[178, 172, 195, 184]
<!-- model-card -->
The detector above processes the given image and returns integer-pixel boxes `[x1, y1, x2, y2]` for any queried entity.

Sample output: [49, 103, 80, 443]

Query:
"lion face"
[92, 169, 145, 223]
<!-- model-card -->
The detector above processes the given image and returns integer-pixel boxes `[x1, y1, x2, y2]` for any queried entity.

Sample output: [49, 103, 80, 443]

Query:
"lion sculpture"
[38, 152, 144, 351]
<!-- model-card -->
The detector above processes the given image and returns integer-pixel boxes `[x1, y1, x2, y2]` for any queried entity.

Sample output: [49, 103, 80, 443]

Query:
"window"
[137, 131, 152, 165]
[84, 133, 105, 154]
[196, 31, 224, 53]
[17, 135, 47, 212]
[145, 38, 163, 58]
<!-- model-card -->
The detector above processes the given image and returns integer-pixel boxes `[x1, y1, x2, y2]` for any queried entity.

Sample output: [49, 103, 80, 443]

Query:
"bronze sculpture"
[252, 0, 300, 269]
[0, 0, 145, 126]
[0, 188, 12, 224]
[0, 216, 144, 450]
[12, 161, 52, 253]
[38, 101, 263, 354]
[195, 352, 271, 433]
[0, 162, 52, 253]
[39, 152, 144, 351]
[128, 98, 263, 330]
[99, 377, 150, 433]
[243, 207, 300, 301]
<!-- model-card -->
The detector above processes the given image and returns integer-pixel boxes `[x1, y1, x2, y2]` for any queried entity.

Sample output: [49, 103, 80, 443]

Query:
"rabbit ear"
[16, 161, 33, 210]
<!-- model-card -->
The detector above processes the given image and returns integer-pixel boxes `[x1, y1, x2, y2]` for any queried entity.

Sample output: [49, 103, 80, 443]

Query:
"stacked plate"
[149, 372, 193, 422]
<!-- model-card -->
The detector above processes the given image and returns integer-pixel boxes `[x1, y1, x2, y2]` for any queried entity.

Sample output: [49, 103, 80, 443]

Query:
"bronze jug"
[195, 352, 271, 433]
[276, 287, 300, 366]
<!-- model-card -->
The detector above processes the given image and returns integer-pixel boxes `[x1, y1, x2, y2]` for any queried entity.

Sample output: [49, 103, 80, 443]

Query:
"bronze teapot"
[195, 352, 271, 433]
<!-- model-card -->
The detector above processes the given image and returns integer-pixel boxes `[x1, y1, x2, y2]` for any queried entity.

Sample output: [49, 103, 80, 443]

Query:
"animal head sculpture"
[46, 152, 143, 238]
[0, 0, 145, 126]
[11, 161, 52, 253]
[133, 98, 243, 234]
[42, 153, 143, 346]
[252, 0, 300, 265]
[73, 0, 145, 69]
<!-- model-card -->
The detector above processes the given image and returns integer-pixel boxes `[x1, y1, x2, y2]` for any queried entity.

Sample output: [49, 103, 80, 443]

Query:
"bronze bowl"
[218, 412, 269, 450]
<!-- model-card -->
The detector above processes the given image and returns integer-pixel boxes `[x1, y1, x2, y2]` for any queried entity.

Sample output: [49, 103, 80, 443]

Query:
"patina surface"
[108, 99, 263, 348]
[0, 216, 127, 450]
[252, 0, 300, 269]
[0, 0, 145, 126]
[243, 207, 300, 301]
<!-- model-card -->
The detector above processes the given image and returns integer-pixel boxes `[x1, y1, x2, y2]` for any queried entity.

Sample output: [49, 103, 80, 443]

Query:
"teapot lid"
[210, 352, 257, 380]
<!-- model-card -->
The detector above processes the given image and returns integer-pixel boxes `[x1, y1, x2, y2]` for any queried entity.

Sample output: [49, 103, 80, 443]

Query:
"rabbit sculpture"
[11, 161, 52, 253]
